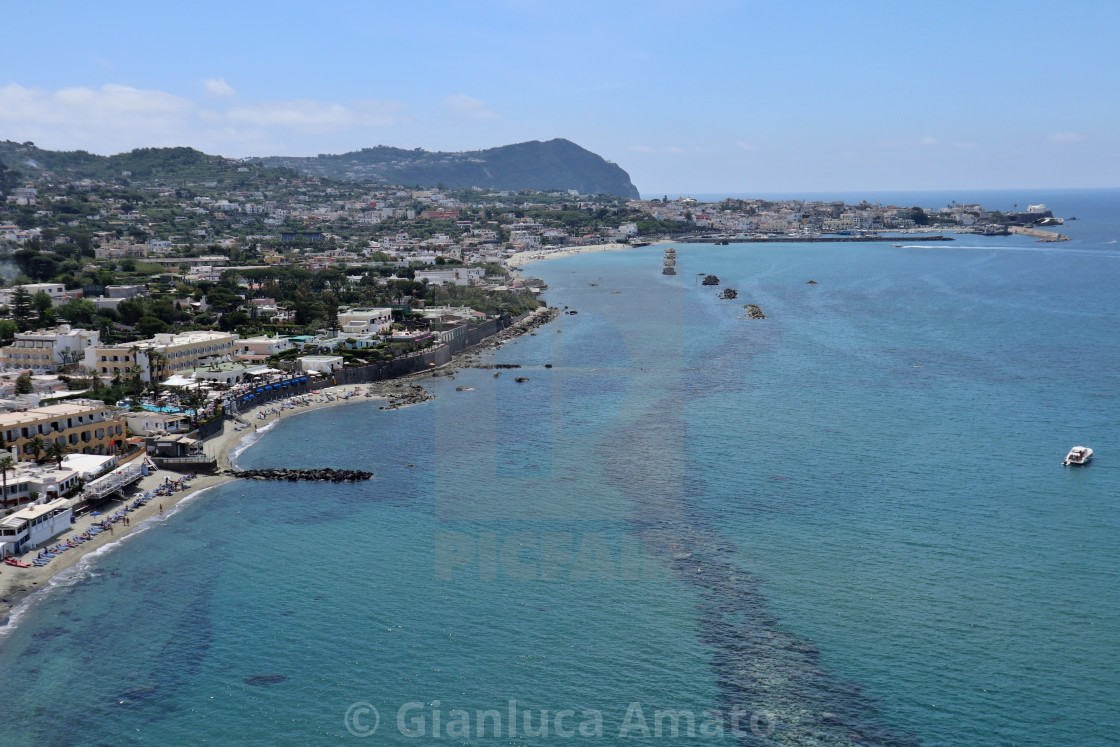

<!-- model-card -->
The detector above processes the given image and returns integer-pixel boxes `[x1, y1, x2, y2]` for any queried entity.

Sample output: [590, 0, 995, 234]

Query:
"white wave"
[0, 483, 224, 639]
[229, 419, 280, 468]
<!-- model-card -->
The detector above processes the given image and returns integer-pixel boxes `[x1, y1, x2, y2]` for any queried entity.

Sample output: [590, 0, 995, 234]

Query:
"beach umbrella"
[90, 511, 101, 516]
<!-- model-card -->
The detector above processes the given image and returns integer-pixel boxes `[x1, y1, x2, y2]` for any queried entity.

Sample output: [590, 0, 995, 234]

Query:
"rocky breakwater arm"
[225, 468, 374, 482]
[1009, 225, 1071, 242]
[473, 306, 561, 353]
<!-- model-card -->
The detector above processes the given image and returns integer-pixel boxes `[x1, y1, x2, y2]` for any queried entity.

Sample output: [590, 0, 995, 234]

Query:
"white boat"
[1063, 446, 1093, 466]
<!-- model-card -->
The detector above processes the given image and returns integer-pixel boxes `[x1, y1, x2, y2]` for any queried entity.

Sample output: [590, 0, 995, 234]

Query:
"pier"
[1008, 225, 1071, 242]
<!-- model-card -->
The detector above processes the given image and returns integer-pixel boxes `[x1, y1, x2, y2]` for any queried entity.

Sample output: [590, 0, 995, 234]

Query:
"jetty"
[226, 468, 374, 482]
[1008, 226, 1071, 242]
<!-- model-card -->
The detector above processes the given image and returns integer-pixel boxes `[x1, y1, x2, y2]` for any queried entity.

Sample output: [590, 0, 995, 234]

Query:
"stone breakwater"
[1008, 225, 1071, 242]
[455, 306, 562, 368]
[474, 307, 561, 351]
[225, 468, 374, 482]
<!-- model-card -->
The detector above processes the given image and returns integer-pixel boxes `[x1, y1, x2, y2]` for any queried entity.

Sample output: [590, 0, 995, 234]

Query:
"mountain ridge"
[255, 138, 640, 198]
[0, 138, 640, 198]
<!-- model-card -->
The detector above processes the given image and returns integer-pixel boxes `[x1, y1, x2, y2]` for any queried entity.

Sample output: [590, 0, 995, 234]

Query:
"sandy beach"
[0, 383, 372, 626]
[506, 241, 657, 268]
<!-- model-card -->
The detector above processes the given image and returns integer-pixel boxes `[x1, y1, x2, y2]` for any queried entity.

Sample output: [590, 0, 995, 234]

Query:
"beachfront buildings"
[0, 399, 126, 461]
[84, 331, 237, 383]
[123, 410, 191, 436]
[1, 325, 100, 373]
[0, 499, 73, 555]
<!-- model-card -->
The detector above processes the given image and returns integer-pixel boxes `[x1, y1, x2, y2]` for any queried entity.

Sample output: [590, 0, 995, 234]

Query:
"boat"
[891, 243, 903, 247]
[1063, 446, 1093, 466]
[4, 557, 30, 568]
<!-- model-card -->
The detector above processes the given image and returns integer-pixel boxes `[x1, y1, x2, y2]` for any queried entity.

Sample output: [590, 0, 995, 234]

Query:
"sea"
[0, 188, 1117, 745]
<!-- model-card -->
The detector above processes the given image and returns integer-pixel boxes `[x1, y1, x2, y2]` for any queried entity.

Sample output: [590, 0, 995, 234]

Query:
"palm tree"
[0, 454, 14, 505]
[45, 441, 68, 468]
[28, 435, 46, 463]
[147, 350, 168, 395]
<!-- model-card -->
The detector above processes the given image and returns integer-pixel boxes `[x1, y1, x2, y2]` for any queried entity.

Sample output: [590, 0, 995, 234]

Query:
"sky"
[1, 0, 1118, 195]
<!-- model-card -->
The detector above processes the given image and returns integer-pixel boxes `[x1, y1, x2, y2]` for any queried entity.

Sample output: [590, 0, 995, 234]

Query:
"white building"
[236, 335, 295, 363]
[0, 283, 75, 307]
[414, 268, 484, 286]
[123, 411, 191, 436]
[297, 355, 343, 374]
[338, 308, 393, 335]
[0, 498, 73, 556]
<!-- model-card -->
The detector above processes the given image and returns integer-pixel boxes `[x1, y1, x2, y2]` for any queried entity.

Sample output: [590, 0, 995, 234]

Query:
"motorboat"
[1063, 446, 1093, 466]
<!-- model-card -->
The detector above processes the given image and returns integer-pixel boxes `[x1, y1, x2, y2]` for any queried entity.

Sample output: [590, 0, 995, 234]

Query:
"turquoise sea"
[1, 189, 1118, 745]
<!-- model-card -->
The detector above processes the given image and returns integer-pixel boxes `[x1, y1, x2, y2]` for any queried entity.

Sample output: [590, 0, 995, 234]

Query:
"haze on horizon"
[1, 0, 1117, 195]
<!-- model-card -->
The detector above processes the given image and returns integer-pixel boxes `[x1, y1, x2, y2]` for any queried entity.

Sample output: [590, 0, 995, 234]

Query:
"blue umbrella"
[90, 511, 101, 516]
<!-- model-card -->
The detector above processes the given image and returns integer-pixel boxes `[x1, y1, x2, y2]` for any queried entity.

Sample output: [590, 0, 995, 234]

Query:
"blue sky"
[2, 0, 1117, 194]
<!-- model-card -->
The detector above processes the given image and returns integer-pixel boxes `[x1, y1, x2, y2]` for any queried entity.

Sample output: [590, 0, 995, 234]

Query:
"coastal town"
[0, 142, 1073, 606]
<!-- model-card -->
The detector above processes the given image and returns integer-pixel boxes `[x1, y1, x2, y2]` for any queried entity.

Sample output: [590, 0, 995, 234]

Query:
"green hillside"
[256, 138, 640, 198]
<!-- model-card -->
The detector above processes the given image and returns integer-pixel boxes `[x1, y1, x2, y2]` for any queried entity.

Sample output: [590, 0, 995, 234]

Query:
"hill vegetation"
[256, 138, 640, 198]
[0, 141, 300, 186]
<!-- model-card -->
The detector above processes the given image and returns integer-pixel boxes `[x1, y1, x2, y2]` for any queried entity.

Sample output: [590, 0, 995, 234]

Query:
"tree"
[8, 286, 33, 330]
[136, 316, 169, 337]
[45, 441, 68, 468]
[58, 298, 97, 326]
[15, 372, 32, 394]
[28, 435, 46, 462]
[0, 319, 17, 341]
[0, 454, 14, 504]
[31, 290, 54, 324]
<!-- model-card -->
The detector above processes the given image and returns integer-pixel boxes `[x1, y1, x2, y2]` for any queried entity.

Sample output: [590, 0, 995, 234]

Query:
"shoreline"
[0, 306, 558, 627]
[506, 241, 657, 268]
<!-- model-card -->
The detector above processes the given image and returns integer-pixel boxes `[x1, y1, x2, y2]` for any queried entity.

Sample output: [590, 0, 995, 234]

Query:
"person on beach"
[159, 504, 163, 514]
